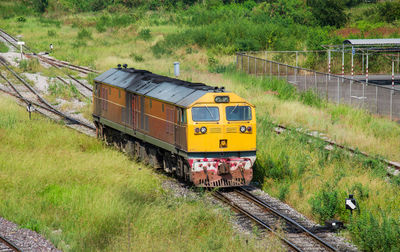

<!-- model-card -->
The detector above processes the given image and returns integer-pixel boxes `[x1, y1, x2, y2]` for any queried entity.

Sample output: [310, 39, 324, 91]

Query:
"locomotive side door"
[131, 95, 136, 129]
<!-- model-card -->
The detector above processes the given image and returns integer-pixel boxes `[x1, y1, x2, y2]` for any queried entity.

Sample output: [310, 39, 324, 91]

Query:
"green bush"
[0, 42, 9, 53]
[138, 28, 152, 40]
[77, 28, 92, 40]
[130, 53, 144, 62]
[47, 30, 57, 37]
[377, 1, 400, 23]
[307, 0, 348, 28]
[349, 211, 400, 251]
[310, 183, 340, 222]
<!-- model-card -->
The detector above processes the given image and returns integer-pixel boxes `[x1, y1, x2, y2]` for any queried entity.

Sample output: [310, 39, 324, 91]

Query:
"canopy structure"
[323, 38, 400, 53]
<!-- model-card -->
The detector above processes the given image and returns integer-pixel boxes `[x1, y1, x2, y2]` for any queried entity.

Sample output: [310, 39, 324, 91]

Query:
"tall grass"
[0, 95, 265, 251]
[0, 41, 9, 53]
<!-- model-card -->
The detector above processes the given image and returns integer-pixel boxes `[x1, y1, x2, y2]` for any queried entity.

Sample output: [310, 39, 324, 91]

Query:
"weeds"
[18, 58, 40, 73]
[130, 53, 144, 62]
[77, 28, 92, 40]
[310, 183, 340, 222]
[0, 96, 264, 251]
[0, 41, 8, 53]
[138, 28, 151, 41]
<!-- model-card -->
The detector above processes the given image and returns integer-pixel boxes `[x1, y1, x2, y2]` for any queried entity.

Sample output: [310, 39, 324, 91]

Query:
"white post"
[342, 44, 345, 81]
[351, 47, 354, 79]
[17, 41, 25, 60]
[391, 60, 394, 120]
[366, 52, 369, 85]
[328, 49, 331, 80]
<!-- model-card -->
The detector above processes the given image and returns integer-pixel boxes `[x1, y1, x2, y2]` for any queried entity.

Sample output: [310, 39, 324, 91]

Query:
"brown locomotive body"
[93, 66, 256, 187]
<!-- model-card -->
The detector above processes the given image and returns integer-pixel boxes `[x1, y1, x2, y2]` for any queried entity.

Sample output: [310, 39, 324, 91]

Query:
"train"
[92, 64, 256, 187]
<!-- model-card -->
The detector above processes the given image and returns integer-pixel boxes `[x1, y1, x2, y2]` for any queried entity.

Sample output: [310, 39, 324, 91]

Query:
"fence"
[236, 53, 400, 121]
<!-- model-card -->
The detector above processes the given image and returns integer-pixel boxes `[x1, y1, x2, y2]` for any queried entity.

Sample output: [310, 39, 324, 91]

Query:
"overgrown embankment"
[220, 71, 400, 251]
[0, 94, 263, 251]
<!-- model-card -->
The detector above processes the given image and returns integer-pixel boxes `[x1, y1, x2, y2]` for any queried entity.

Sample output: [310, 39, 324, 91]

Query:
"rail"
[0, 234, 21, 252]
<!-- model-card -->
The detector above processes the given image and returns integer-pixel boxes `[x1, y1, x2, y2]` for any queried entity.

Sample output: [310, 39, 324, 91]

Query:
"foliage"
[137, 28, 151, 41]
[310, 183, 340, 222]
[349, 211, 400, 251]
[18, 58, 40, 73]
[0, 42, 9, 53]
[0, 96, 262, 251]
[307, 0, 348, 28]
[376, 1, 400, 23]
[21, 0, 48, 13]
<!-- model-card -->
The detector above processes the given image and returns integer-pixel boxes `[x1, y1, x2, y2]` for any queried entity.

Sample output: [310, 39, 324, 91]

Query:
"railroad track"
[213, 187, 338, 252]
[0, 234, 21, 252]
[272, 122, 400, 174]
[0, 28, 98, 76]
[0, 59, 95, 136]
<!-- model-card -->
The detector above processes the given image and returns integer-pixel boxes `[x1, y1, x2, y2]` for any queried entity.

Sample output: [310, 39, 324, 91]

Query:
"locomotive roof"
[94, 67, 225, 107]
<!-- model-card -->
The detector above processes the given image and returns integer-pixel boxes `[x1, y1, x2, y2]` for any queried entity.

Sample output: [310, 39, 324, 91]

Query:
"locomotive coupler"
[218, 162, 230, 175]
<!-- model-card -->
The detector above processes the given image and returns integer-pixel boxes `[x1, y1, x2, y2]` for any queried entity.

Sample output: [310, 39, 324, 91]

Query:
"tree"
[307, 0, 348, 28]
[33, 0, 48, 13]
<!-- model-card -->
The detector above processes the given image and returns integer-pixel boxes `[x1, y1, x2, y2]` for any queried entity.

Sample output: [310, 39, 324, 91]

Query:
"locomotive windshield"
[192, 106, 219, 121]
[226, 106, 252, 121]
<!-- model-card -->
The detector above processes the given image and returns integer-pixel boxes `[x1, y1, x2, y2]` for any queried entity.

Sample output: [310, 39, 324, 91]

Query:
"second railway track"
[0, 59, 95, 136]
[213, 187, 339, 252]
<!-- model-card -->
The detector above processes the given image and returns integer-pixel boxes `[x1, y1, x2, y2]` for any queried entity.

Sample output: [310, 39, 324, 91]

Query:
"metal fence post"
[247, 55, 250, 74]
[376, 85, 378, 113]
[362, 82, 365, 107]
[278, 64, 280, 79]
[263, 59, 265, 75]
[305, 71, 307, 90]
[390, 87, 393, 120]
[236, 53, 238, 69]
[314, 72, 317, 91]
[286, 65, 288, 80]
[241, 54, 243, 72]
[255, 57, 257, 75]
[270, 61, 272, 79]
[337, 77, 340, 104]
[325, 74, 328, 101]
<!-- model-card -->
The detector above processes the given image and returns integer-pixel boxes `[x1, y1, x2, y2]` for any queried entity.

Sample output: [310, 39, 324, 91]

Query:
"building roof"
[343, 39, 400, 46]
[94, 67, 225, 107]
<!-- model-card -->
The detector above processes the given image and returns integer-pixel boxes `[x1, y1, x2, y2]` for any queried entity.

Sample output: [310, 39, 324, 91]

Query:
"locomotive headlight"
[240, 125, 246, 133]
[200, 126, 207, 134]
[247, 126, 252, 132]
[194, 127, 200, 134]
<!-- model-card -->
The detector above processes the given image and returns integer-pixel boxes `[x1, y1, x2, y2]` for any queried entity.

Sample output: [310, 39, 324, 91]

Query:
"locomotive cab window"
[226, 105, 251, 121]
[192, 107, 219, 122]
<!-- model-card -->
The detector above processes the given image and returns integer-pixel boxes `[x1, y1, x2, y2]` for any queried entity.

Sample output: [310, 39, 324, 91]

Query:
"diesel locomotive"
[92, 65, 256, 187]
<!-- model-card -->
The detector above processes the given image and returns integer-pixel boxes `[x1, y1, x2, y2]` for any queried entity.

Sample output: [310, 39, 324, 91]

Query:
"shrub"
[310, 183, 339, 222]
[47, 30, 57, 37]
[376, 1, 400, 23]
[77, 28, 92, 40]
[349, 211, 400, 251]
[307, 0, 348, 28]
[18, 58, 40, 73]
[138, 28, 151, 41]
[16, 16, 26, 22]
[0, 42, 9, 53]
[130, 53, 144, 62]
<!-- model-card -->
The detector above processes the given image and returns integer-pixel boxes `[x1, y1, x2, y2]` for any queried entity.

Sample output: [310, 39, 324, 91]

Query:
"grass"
[0, 41, 8, 52]
[1, 3, 400, 250]
[0, 94, 270, 251]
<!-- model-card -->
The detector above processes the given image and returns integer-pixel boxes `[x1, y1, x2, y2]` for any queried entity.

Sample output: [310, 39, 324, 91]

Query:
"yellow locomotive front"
[186, 92, 256, 187]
